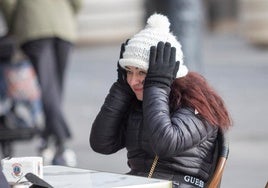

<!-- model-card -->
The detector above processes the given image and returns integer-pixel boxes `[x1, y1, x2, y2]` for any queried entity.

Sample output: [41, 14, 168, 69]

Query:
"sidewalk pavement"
[10, 31, 268, 188]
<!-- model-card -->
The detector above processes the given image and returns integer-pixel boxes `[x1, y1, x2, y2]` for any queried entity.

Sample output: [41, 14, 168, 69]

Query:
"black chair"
[0, 113, 38, 158]
[0, 35, 15, 63]
[207, 129, 230, 188]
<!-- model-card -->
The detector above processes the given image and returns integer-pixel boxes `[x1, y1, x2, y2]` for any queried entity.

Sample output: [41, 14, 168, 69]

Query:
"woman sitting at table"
[90, 14, 232, 188]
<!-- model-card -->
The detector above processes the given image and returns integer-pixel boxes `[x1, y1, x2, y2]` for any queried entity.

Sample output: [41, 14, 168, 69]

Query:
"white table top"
[43, 166, 172, 188]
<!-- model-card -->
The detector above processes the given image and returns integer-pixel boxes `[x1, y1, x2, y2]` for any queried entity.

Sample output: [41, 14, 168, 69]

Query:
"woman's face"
[126, 66, 147, 101]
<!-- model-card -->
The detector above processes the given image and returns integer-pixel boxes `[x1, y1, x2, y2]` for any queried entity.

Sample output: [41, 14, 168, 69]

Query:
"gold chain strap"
[148, 155, 159, 178]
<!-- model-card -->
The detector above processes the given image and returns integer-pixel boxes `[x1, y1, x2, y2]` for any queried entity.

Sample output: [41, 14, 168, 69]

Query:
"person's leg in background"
[144, 0, 205, 73]
[52, 37, 77, 166]
[54, 38, 73, 98]
[21, 38, 75, 166]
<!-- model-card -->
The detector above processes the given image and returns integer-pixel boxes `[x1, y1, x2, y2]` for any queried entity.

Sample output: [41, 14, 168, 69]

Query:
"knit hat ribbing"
[119, 13, 188, 78]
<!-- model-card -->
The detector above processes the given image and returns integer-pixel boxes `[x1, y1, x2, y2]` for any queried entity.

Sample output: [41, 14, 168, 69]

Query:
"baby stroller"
[0, 35, 43, 158]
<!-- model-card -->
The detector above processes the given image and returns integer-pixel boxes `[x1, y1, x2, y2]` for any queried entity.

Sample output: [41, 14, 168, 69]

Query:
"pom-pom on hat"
[119, 13, 188, 78]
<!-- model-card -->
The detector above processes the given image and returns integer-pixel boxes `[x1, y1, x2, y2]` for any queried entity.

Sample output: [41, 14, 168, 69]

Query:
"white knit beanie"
[119, 13, 188, 78]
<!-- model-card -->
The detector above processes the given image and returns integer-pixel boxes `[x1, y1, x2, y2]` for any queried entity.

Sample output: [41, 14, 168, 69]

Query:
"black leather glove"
[116, 40, 134, 95]
[117, 41, 127, 85]
[144, 42, 180, 88]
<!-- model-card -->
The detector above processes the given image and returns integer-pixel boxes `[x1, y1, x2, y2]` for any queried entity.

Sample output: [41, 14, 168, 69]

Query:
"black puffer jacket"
[90, 82, 218, 182]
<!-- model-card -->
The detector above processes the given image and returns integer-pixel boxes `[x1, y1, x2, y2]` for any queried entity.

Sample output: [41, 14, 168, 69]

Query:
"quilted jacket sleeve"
[143, 86, 217, 158]
[90, 82, 133, 154]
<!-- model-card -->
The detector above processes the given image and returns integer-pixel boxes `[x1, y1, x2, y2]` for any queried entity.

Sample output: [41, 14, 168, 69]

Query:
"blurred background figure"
[144, 0, 205, 73]
[0, 0, 83, 166]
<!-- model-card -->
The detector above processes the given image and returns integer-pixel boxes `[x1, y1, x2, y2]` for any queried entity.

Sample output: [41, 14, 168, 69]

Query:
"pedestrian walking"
[0, 0, 83, 166]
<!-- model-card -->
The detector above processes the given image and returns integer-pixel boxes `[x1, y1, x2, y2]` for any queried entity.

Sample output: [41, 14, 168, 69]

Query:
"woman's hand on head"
[116, 40, 135, 97]
[144, 42, 180, 88]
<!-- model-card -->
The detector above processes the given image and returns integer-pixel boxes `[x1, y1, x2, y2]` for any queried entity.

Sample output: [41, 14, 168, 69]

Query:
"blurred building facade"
[1, 0, 268, 46]
[238, 0, 268, 46]
[76, 0, 268, 47]
[76, 0, 145, 45]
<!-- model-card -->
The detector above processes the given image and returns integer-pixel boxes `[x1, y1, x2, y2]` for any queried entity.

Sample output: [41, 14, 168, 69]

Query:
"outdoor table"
[43, 165, 172, 188]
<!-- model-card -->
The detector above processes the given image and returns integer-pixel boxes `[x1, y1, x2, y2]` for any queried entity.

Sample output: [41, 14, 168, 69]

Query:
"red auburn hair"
[170, 72, 232, 130]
